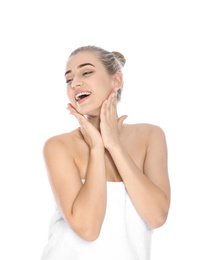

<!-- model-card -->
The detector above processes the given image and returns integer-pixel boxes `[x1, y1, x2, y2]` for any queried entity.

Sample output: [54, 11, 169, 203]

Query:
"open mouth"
[75, 91, 92, 101]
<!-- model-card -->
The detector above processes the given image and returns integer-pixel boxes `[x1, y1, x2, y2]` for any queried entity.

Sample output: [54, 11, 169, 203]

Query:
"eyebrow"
[64, 63, 95, 76]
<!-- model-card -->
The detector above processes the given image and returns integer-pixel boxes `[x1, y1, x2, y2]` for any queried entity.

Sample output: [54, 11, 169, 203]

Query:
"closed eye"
[66, 78, 73, 85]
[83, 71, 93, 76]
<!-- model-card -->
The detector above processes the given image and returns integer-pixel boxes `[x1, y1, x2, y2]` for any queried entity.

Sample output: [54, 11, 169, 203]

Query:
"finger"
[67, 104, 85, 119]
[67, 104, 87, 128]
[110, 92, 117, 116]
[104, 90, 116, 116]
[117, 115, 128, 126]
[78, 118, 86, 129]
[74, 115, 87, 130]
[100, 99, 107, 120]
[67, 103, 78, 114]
[101, 88, 118, 120]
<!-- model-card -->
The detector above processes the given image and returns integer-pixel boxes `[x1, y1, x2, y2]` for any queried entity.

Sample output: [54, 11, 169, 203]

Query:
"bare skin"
[43, 52, 170, 242]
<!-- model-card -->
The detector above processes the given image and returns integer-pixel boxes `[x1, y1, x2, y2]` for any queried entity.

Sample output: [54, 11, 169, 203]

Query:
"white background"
[0, 0, 200, 259]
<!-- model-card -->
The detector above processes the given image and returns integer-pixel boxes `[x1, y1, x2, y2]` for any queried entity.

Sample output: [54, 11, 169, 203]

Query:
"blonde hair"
[69, 46, 126, 101]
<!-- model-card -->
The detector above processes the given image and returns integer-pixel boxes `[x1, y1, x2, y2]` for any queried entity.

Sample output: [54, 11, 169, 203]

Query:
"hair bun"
[112, 51, 126, 67]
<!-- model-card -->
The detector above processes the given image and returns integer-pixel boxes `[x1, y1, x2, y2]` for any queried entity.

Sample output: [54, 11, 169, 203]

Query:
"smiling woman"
[40, 45, 170, 260]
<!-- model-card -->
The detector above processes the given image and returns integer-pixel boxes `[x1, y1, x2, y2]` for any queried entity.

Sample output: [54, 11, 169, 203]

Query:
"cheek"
[96, 75, 113, 90]
[66, 88, 70, 99]
[100, 79, 114, 96]
[66, 89, 75, 104]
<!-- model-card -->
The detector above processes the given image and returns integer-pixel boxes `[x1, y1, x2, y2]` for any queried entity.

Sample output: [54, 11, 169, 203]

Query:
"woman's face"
[65, 52, 116, 116]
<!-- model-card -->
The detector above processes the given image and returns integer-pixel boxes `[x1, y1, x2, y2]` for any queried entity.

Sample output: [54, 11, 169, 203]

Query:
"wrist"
[90, 144, 105, 152]
[105, 142, 122, 152]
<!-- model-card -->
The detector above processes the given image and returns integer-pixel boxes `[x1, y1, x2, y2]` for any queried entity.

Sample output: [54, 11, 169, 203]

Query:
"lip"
[74, 90, 92, 104]
[74, 90, 91, 96]
[76, 94, 91, 105]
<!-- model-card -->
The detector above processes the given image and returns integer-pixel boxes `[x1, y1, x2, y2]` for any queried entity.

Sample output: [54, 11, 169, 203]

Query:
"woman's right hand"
[67, 103, 104, 149]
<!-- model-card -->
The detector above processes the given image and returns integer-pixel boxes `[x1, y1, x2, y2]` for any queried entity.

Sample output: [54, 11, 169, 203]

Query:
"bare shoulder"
[128, 123, 168, 163]
[42, 129, 83, 184]
[124, 123, 166, 142]
[131, 122, 165, 132]
[43, 129, 81, 157]
[138, 123, 167, 144]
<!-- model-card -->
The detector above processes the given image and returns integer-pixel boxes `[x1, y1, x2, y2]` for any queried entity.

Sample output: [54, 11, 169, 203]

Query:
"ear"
[112, 71, 123, 89]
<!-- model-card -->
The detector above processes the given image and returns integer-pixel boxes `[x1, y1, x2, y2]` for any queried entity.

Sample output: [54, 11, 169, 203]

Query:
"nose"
[71, 79, 84, 89]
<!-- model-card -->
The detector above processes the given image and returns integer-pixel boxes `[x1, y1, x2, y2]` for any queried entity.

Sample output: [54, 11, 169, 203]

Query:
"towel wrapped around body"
[41, 181, 153, 260]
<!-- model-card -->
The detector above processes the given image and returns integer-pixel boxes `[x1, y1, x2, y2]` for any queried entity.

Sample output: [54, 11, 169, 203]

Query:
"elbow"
[69, 218, 102, 241]
[66, 212, 103, 242]
[81, 230, 100, 242]
[77, 226, 101, 242]
[148, 210, 169, 229]
[149, 197, 171, 229]
[149, 217, 167, 229]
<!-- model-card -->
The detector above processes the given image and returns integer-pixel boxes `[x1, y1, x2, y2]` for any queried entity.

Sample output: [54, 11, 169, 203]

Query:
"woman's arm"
[107, 125, 170, 229]
[43, 135, 107, 241]
[100, 91, 170, 228]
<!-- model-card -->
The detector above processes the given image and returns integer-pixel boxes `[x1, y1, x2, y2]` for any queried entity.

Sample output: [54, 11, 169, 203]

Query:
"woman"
[41, 45, 170, 260]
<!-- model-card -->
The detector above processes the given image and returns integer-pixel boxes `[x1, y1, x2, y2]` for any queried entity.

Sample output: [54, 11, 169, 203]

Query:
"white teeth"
[75, 92, 91, 101]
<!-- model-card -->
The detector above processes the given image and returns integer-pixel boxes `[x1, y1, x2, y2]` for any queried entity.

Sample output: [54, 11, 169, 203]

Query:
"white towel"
[41, 182, 153, 260]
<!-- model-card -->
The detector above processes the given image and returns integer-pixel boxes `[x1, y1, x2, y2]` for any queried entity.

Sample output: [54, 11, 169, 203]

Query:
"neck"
[86, 115, 101, 131]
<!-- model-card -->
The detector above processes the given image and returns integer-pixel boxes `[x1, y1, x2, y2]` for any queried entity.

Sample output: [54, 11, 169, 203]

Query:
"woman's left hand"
[100, 88, 127, 150]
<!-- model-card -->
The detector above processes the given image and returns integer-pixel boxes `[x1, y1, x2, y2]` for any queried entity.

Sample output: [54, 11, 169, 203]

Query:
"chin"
[77, 105, 101, 117]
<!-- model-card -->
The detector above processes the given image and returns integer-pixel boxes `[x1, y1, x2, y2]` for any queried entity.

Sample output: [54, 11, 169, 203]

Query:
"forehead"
[66, 52, 102, 70]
